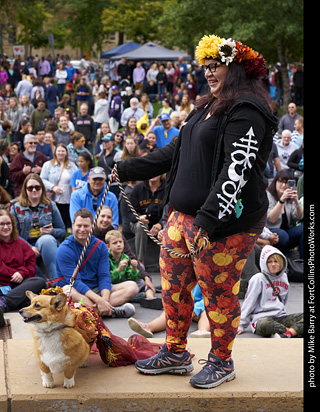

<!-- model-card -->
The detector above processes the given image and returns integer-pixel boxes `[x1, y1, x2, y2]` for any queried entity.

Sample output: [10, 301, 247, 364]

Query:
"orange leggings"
[160, 210, 259, 360]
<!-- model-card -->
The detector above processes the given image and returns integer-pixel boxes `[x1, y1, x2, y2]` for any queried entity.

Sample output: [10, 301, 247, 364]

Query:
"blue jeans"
[35, 234, 58, 280]
[47, 101, 57, 118]
[270, 223, 304, 258]
[157, 84, 165, 102]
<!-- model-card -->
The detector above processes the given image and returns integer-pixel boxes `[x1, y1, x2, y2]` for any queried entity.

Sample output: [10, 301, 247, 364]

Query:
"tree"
[159, 0, 303, 107]
[101, 0, 164, 45]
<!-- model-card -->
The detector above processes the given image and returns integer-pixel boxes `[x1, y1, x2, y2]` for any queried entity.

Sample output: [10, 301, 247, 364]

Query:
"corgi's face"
[19, 292, 68, 324]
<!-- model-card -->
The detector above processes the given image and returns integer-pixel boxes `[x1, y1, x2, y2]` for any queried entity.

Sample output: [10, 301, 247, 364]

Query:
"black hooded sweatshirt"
[117, 93, 278, 241]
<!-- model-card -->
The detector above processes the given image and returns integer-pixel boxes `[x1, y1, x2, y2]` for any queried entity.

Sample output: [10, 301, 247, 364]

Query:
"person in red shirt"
[0, 209, 46, 327]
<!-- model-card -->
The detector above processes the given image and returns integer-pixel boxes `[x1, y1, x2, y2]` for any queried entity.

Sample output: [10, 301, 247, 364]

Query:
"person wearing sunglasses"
[116, 34, 278, 388]
[9, 134, 47, 197]
[0, 209, 47, 328]
[11, 173, 66, 280]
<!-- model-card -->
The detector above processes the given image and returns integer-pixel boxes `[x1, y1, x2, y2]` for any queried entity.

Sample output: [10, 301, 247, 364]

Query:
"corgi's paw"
[41, 371, 54, 388]
[64, 376, 75, 389]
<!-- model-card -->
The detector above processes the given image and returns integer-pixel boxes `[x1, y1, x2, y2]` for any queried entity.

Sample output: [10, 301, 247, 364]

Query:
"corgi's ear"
[50, 293, 67, 311]
[26, 291, 37, 301]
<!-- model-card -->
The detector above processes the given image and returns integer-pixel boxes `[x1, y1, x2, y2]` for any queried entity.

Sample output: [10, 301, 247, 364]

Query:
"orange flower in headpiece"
[234, 41, 259, 63]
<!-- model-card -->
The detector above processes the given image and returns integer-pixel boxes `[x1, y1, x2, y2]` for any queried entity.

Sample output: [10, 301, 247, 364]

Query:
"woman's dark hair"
[268, 170, 292, 201]
[195, 62, 271, 116]
[78, 151, 93, 168]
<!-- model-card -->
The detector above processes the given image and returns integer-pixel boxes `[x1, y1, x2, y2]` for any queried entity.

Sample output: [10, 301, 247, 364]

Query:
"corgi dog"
[19, 291, 90, 389]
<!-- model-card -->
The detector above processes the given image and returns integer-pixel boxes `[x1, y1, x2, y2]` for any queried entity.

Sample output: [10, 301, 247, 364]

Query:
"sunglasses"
[202, 62, 222, 73]
[26, 185, 42, 192]
[27, 141, 37, 145]
[0, 222, 12, 227]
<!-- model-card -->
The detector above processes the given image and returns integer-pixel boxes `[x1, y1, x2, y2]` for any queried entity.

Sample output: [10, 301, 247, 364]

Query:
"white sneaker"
[128, 317, 153, 338]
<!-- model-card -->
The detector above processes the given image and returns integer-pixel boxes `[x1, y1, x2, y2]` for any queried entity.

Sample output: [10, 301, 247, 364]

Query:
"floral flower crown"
[195, 34, 266, 78]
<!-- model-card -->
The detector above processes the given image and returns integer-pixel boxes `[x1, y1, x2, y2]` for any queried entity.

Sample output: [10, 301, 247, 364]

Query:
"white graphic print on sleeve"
[217, 127, 258, 219]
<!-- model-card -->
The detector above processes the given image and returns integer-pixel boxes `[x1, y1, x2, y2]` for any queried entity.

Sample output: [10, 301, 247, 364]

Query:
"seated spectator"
[145, 113, 179, 148]
[56, 208, 135, 318]
[120, 97, 145, 128]
[143, 79, 157, 103]
[0, 186, 11, 210]
[287, 141, 304, 181]
[7, 142, 20, 167]
[11, 173, 66, 280]
[266, 170, 303, 258]
[35, 126, 53, 160]
[129, 175, 166, 266]
[70, 152, 91, 191]
[123, 116, 144, 146]
[67, 130, 92, 166]
[0, 138, 13, 196]
[275, 129, 298, 171]
[237, 245, 303, 338]
[9, 134, 47, 197]
[93, 206, 157, 299]
[105, 229, 140, 285]
[40, 143, 78, 230]
[54, 115, 71, 146]
[69, 166, 119, 228]
[0, 209, 47, 327]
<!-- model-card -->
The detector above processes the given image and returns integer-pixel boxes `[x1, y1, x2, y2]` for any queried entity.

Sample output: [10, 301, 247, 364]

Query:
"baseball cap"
[89, 167, 106, 179]
[160, 113, 170, 122]
[101, 133, 114, 142]
[111, 85, 119, 91]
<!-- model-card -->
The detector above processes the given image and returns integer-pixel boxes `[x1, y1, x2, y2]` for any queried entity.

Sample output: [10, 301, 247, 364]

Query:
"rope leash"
[66, 164, 209, 301]
[112, 164, 209, 259]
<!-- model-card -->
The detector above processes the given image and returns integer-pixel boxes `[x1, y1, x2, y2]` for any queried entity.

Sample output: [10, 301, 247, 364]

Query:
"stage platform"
[0, 337, 303, 412]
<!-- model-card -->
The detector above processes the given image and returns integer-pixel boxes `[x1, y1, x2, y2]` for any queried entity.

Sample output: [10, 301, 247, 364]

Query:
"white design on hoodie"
[238, 246, 289, 333]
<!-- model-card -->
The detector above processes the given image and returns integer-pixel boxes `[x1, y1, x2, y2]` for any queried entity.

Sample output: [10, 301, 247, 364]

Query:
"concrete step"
[1, 338, 303, 412]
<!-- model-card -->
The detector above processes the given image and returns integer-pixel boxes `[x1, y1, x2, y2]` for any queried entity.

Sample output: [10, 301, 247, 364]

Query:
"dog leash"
[112, 164, 209, 258]
[65, 164, 209, 302]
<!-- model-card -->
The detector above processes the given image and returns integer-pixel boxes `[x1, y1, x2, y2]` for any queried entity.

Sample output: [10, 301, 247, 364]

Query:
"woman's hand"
[11, 272, 23, 283]
[40, 224, 53, 235]
[31, 246, 41, 257]
[52, 186, 63, 195]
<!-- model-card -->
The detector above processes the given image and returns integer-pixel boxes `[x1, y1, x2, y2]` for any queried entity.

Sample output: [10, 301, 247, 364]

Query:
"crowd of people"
[0, 49, 303, 363]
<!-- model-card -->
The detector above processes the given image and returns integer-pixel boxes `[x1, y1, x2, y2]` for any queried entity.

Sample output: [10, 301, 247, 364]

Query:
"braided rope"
[66, 164, 209, 300]
[66, 176, 113, 301]
[113, 164, 209, 259]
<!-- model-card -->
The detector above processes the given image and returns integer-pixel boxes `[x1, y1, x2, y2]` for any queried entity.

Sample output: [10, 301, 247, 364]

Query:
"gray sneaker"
[135, 343, 194, 375]
[112, 303, 135, 318]
[189, 353, 235, 389]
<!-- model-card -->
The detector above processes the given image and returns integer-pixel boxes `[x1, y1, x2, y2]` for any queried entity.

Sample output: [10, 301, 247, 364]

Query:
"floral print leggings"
[160, 210, 259, 361]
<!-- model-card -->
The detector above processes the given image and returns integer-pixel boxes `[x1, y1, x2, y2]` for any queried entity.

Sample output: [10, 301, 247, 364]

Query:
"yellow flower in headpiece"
[195, 34, 223, 65]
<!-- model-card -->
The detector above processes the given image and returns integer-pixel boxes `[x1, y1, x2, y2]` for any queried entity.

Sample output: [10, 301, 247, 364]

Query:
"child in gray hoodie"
[237, 245, 303, 338]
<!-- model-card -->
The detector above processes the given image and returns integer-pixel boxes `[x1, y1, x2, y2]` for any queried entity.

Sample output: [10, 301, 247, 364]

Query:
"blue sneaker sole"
[135, 363, 194, 375]
[190, 371, 236, 388]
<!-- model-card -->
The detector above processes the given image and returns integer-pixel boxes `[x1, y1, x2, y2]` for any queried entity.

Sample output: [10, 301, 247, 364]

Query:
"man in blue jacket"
[56, 208, 136, 317]
[69, 167, 119, 228]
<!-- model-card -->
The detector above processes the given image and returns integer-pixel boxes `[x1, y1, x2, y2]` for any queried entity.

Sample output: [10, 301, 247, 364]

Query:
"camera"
[288, 180, 296, 190]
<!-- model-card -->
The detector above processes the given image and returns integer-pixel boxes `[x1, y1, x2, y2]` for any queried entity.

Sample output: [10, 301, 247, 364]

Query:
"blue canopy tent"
[100, 42, 140, 59]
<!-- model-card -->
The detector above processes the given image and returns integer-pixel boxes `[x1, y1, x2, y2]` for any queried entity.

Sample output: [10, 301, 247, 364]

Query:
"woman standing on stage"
[116, 34, 278, 389]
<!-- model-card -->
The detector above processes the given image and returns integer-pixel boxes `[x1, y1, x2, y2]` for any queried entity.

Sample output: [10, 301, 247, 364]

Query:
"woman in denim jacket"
[11, 174, 66, 280]
[40, 143, 78, 230]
